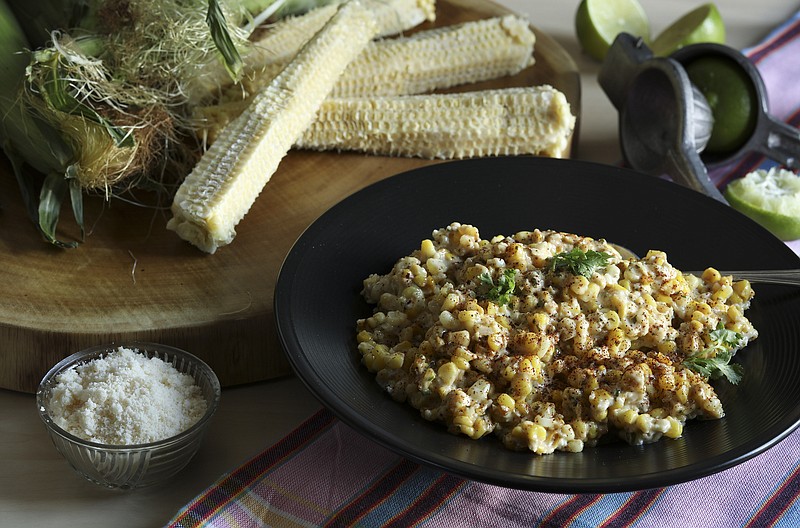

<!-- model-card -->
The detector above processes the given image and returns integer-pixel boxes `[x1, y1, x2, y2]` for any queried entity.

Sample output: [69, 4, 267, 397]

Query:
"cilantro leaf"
[683, 323, 745, 384]
[479, 269, 517, 305]
[549, 249, 612, 278]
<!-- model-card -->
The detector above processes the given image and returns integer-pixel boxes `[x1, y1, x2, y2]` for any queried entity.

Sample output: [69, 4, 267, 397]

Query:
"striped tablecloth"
[707, 8, 800, 256]
[168, 12, 800, 528]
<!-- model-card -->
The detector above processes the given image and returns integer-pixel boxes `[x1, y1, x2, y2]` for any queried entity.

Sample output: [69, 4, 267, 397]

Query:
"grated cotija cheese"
[48, 347, 207, 445]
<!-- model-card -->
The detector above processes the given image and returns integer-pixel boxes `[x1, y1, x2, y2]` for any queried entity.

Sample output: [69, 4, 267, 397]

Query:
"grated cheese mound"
[48, 347, 207, 445]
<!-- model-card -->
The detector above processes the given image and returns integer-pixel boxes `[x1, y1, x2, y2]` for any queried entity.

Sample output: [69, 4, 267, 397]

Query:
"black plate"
[274, 157, 800, 492]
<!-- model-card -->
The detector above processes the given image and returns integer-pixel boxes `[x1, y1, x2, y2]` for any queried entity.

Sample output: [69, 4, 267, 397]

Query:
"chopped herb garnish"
[549, 249, 612, 278]
[479, 269, 517, 305]
[683, 323, 744, 384]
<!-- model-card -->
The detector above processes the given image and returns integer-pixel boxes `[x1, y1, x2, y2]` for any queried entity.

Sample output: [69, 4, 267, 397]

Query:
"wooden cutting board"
[0, 0, 580, 393]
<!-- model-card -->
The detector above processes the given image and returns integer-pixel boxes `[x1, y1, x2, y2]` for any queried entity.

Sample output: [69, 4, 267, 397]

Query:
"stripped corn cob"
[225, 15, 535, 101]
[168, 0, 379, 253]
[294, 86, 576, 159]
[185, 0, 435, 103]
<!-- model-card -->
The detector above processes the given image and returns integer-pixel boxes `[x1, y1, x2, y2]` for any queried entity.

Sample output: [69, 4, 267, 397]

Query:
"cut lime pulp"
[724, 168, 800, 241]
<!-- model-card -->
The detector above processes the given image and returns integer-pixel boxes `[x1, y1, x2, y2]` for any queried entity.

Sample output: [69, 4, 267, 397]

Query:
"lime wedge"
[575, 0, 650, 61]
[651, 3, 725, 56]
[724, 168, 800, 240]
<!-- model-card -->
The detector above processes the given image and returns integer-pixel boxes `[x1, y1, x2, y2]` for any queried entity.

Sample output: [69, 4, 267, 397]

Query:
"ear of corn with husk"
[0, 0, 347, 246]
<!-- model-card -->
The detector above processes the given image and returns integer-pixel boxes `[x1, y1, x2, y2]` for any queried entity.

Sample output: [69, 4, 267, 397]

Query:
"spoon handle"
[685, 269, 800, 286]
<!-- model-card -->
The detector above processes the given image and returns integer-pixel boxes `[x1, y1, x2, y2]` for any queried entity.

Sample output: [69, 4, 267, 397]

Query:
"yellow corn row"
[185, 0, 435, 103]
[295, 86, 576, 159]
[167, 0, 379, 253]
[228, 15, 535, 100]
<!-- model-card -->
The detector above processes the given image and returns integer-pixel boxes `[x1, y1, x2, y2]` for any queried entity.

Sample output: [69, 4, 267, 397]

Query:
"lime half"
[684, 56, 758, 154]
[651, 3, 725, 56]
[724, 168, 800, 241]
[575, 0, 650, 61]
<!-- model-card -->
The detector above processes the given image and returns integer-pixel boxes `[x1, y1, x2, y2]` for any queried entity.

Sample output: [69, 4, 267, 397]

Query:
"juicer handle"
[755, 114, 800, 169]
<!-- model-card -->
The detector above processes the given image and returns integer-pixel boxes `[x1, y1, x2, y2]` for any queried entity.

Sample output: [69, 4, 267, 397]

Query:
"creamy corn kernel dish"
[355, 223, 758, 455]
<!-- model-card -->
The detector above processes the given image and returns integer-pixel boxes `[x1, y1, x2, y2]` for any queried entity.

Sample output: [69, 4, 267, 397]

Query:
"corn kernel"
[566, 439, 584, 452]
[387, 352, 404, 369]
[529, 423, 547, 442]
[620, 409, 638, 425]
[655, 293, 673, 304]
[650, 408, 666, 419]
[665, 416, 683, 439]
[573, 420, 588, 439]
[513, 376, 533, 399]
[463, 299, 483, 313]
[604, 309, 620, 330]
[712, 284, 733, 301]
[438, 362, 459, 385]
[473, 418, 489, 438]
[357, 330, 372, 343]
[569, 275, 589, 295]
[426, 259, 444, 276]
[452, 355, 470, 371]
[441, 293, 460, 312]
[487, 332, 504, 352]
[420, 239, 437, 259]
[439, 310, 461, 330]
[733, 280, 753, 300]
[453, 415, 473, 428]
[585, 282, 601, 300]
[702, 267, 722, 283]
[660, 278, 681, 295]
[636, 413, 653, 432]
[457, 310, 480, 331]
[497, 393, 515, 409]
[657, 340, 677, 354]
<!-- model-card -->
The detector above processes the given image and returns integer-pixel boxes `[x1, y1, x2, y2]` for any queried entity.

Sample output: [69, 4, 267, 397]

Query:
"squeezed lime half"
[725, 168, 800, 240]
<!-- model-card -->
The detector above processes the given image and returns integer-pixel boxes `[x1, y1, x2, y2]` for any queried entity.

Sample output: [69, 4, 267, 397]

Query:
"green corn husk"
[0, 0, 83, 247]
[1, 0, 340, 247]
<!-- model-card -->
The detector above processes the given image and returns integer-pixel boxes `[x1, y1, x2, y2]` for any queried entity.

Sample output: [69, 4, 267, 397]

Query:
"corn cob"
[185, 0, 435, 103]
[226, 15, 535, 101]
[294, 86, 576, 159]
[167, 0, 379, 253]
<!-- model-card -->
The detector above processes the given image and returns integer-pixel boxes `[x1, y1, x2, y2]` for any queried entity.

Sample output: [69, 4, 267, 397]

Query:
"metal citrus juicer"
[598, 33, 800, 203]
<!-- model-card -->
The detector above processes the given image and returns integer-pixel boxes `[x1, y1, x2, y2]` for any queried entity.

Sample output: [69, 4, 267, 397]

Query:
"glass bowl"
[36, 342, 221, 489]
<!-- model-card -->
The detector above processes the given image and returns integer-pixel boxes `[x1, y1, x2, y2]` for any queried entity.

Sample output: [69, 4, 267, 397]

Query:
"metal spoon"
[610, 244, 800, 286]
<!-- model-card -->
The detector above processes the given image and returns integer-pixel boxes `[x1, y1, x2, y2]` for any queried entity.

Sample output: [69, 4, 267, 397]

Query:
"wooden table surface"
[0, 0, 578, 394]
[2, 0, 797, 526]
